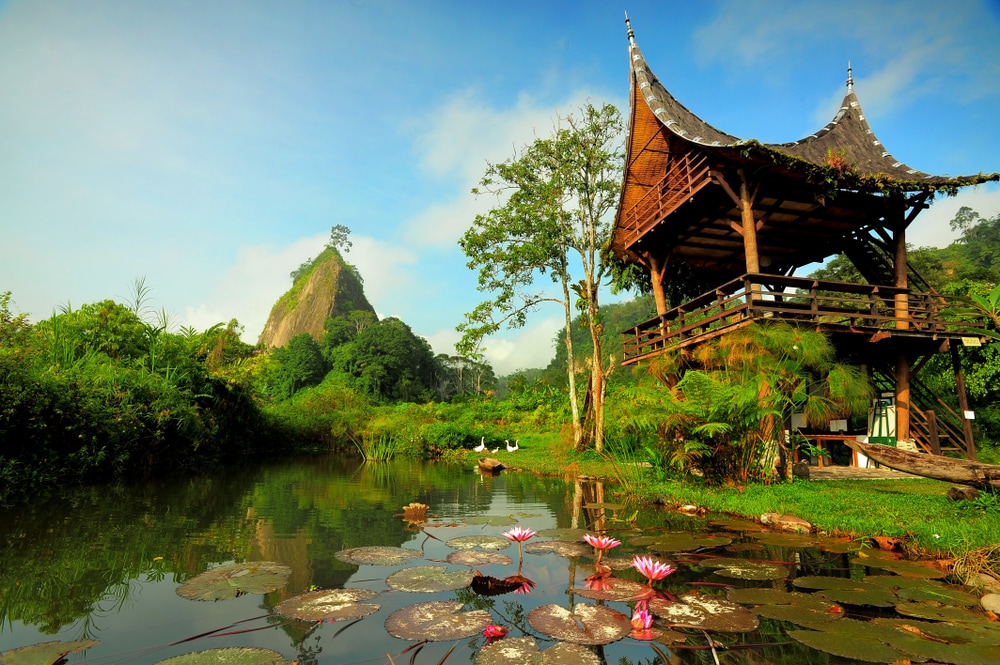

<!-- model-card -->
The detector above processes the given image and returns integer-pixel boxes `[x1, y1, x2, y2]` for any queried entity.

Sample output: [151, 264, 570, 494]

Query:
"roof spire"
[625, 11, 635, 46]
[846, 61, 854, 92]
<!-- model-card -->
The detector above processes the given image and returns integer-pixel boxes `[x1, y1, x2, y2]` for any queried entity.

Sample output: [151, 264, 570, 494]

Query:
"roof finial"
[847, 61, 854, 92]
[625, 11, 635, 45]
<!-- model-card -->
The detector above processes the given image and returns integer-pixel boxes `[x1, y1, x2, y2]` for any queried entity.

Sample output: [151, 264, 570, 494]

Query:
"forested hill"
[258, 247, 374, 348]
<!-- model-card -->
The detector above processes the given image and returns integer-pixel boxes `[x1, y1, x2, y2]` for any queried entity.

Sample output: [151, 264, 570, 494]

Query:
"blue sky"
[2, 0, 998, 375]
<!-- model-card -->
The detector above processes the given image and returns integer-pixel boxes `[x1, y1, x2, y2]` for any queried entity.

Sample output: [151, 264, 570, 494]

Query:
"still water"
[0, 455, 993, 664]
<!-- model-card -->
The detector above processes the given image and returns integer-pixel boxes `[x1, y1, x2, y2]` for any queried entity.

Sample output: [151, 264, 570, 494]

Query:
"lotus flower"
[583, 533, 621, 565]
[630, 606, 653, 631]
[502, 526, 536, 567]
[631, 555, 675, 586]
[483, 623, 508, 643]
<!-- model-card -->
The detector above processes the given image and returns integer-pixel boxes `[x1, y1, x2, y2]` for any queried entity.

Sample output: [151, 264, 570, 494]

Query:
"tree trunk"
[562, 278, 583, 448]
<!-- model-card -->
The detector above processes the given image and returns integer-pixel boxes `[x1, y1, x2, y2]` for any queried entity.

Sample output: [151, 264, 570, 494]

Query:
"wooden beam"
[645, 252, 669, 316]
[738, 169, 761, 279]
[710, 170, 742, 208]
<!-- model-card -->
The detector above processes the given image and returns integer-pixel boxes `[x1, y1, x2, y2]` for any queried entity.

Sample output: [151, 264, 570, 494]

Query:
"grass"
[458, 434, 1000, 561]
[352, 432, 399, 461]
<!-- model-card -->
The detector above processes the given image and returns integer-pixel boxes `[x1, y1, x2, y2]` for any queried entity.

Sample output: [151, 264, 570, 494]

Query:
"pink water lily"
[631, 555, 676, 586]
[483, 624, 508, 643]
[502, 526, 536, 568]
[583, 533, 621, 565]
[630, 606, 653, 631]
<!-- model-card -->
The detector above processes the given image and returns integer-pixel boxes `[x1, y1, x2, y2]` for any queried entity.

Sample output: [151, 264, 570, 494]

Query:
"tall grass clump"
[352, 432, 399, 461]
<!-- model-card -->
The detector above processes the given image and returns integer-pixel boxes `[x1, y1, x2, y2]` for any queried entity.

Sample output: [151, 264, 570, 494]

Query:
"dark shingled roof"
[627, 24, 997, 189]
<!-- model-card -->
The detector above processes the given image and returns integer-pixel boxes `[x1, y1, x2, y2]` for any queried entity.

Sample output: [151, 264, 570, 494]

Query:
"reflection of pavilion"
[613, 19, 998, 460]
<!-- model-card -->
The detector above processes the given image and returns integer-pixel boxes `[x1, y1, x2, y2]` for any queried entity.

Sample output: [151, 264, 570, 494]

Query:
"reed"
[352, 432, 399, 462]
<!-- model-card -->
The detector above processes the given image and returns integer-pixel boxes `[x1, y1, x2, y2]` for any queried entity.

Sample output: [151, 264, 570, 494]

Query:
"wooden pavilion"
[612, 19, 999, 460]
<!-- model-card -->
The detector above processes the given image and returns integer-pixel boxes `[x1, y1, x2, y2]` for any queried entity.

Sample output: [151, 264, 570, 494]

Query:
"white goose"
[506, 439, 519, 452]
[473, 437, 486, 453]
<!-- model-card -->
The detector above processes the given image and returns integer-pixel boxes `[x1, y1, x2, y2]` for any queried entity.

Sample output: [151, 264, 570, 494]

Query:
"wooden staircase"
[870, 364, 974, 459]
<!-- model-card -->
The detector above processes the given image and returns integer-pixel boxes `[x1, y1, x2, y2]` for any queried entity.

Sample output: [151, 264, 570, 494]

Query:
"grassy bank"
[459, 435, 1000, 561]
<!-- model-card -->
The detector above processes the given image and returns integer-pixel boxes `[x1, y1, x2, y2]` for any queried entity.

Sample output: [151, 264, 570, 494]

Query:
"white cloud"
[404, 88, 608, 247]
[907, 184, 1000, 248]
[181, 234, 326, 342]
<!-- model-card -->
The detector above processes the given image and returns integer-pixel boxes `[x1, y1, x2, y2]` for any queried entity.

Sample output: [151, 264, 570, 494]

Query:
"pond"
[0, 455, 996, 665]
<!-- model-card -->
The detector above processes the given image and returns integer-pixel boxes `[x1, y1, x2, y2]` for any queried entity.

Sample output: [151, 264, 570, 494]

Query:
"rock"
[977, 573, 1000, 594]
[981, 593, 1000, 613]
[760, 512, 812, 533]
[792, 461, 810, 479]
[946, 486, 981, 502]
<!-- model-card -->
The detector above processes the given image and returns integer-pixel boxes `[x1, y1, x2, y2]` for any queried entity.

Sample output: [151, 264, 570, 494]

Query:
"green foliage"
[0, 288, 284, 504]
[332, 317, 437, 402]
[608, 323, 872, 484]
[458, 102, 624, 450]
[263, 333, 329, 400]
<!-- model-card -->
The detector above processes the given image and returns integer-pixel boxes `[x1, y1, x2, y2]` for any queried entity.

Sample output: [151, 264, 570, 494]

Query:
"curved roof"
[626, 21, 996, 188]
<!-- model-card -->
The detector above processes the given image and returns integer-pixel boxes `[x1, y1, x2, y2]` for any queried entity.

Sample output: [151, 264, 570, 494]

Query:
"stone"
[946, 486, 980, 502]
[792, 461, 810, 479]
[981, 593, 1000, 613]
[760, 512, 812, 534]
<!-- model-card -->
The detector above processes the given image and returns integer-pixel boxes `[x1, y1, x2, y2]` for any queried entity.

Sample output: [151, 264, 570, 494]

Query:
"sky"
[2, 0, 999, 376]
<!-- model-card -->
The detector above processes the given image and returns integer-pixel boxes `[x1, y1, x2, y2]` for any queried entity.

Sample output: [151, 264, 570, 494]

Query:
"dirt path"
[808, 464, 920, 481]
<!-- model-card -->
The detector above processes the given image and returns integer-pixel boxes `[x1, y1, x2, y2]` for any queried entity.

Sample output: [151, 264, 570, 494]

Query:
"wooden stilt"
[926, 409, 941, 455]
[647, 252, 668, 316]
[895, 351, 910, 443]
[951, 344, 977, 461]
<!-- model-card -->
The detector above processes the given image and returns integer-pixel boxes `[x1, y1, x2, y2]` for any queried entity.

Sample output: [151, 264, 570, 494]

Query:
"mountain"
[258, 247, 375, 348]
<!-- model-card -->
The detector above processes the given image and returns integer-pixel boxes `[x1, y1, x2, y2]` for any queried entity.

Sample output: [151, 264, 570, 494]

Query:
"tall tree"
[458, 103, 623, 451]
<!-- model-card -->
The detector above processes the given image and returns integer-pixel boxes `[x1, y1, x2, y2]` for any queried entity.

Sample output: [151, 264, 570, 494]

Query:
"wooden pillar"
[950, 344, 977, 461]
[896, 351, 910, 443]
[738, 169, 760, 275]
[646, 252, 668, 316]
[891, 206, 911, 443]
[893, 225, 909, 330]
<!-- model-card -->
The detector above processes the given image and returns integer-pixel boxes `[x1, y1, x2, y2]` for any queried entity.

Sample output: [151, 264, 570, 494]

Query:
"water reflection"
[0, 455, 984, 665]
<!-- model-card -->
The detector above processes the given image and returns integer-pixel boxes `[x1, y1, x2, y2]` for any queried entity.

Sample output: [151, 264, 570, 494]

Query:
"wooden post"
[647, 253, 668, 316]
[926, 409, 941, 455]
[738, 169, 761, 301]
[893, 224, 909, 331]
[950, 344, 977, 461]
[896, 351, 910, 443]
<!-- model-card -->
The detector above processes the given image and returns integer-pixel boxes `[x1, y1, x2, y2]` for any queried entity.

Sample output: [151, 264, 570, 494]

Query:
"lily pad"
[534, 528, 587, 540]
[893, 581, 981, 606]
[527, 603, 631, 645]
[334, 546, 423, 566]
[474, 637, 602, 664]
[445, 535, 511, 551]
[386, 566, 474, 593]
[524, 541, 591, 558]
[849, 554, 947, 578]
[630, 533, 732, 552]
[871, 617, 1000, 646]
[863, 619, 1000, 665]
[572, 577, 653, 602]
[274, 589, 380, 622]
[895, 601, 994, 623]
[649, 593, 759, 632]
[725, 587, 843, 614]
[788, 629, 908, 663]
[154, 648, 289, 664]
[791, 575, 869, 591]
[701, 557, 788, 580]
[384, 600, 492, 641]
[816, 588, 898, 608]
[0, 640, 99, 665]
[752, 603, 845, 627]
[709, 518, 762, 532]
[446, 550, 513, 566]
[464, 515, 518, 527]
[176, 562, 292, 601]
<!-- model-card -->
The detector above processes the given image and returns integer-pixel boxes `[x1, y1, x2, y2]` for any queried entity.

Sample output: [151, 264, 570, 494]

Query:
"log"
[478, 457, 505, 473]
[846, 438, 1000, 489]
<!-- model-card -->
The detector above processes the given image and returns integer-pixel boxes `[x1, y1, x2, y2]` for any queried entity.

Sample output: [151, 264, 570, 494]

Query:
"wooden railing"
[621, 273, 985, 364]
[618, 150, 713, 249]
